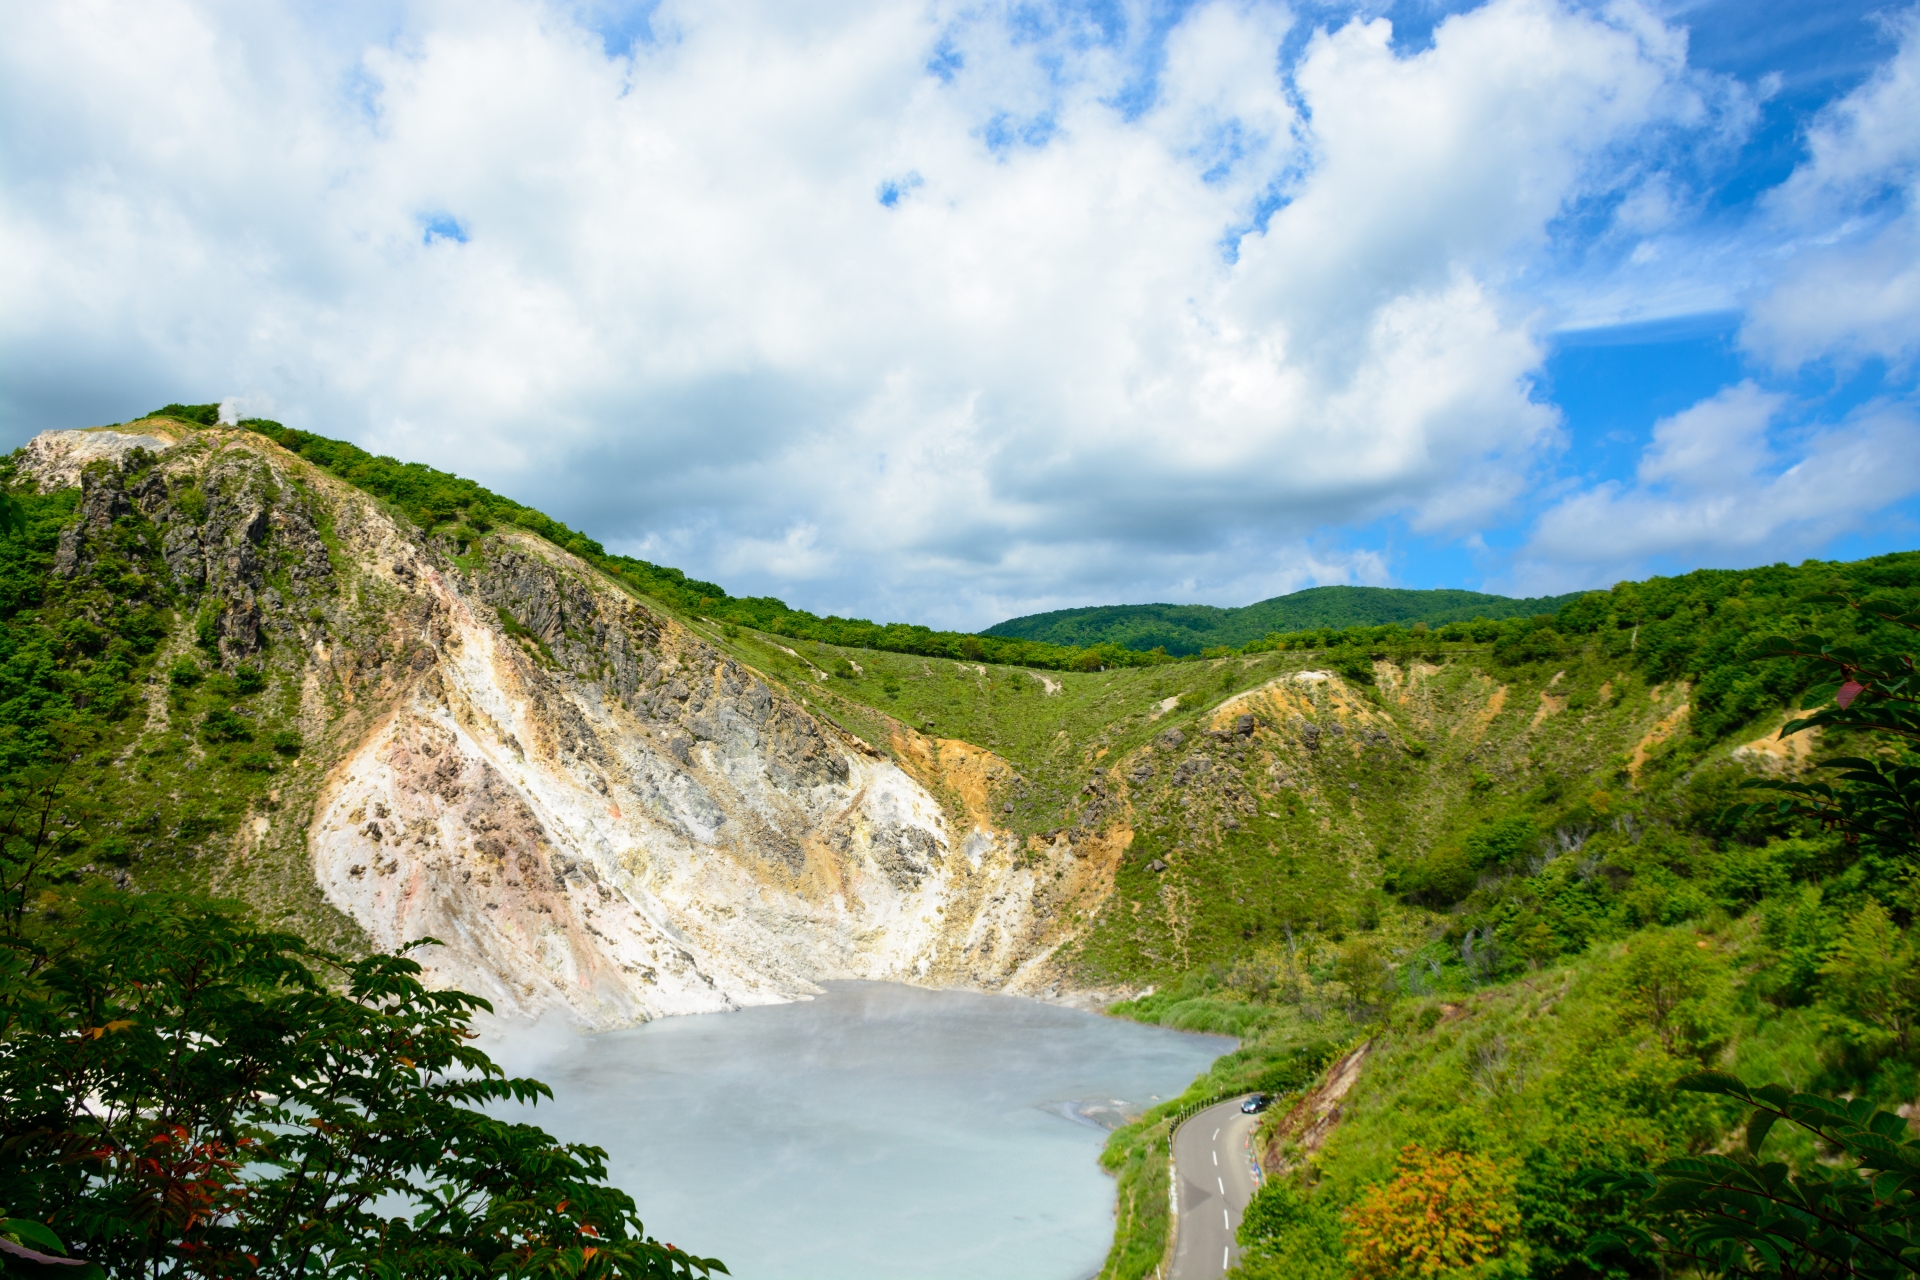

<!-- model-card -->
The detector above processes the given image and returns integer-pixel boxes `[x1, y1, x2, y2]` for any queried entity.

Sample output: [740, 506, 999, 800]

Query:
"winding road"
[1168, 1097, 1262, 1280]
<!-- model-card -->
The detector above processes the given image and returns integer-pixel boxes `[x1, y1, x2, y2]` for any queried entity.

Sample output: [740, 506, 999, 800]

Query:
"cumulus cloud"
[1745, 7, 1920, 369]
[0, 0, 1736, 625]
[1517, 382, 1920, 589]
[1522, 6, 1920, 592]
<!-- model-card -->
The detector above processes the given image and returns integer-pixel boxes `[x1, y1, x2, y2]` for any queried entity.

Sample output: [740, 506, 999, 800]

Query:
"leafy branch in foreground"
[1731, 593, 1920, 855]
[1584, 1070, 1920, 1278]
[1, 775, 725, 1278]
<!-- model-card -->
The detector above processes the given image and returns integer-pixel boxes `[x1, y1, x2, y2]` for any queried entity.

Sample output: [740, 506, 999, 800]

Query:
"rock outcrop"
[19, 425, 1095, 1027]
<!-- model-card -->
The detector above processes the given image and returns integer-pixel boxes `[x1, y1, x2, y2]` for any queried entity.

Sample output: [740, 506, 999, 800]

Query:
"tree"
[1586, 1072, 1920, 1278]
[1617, 931, 1728, 1061]
[1343, 1145, 1523, 1279]
[1332, 937, 1394, 1019]
[1, 777, 725, 1278]
[1820, 900, 1920, 1056]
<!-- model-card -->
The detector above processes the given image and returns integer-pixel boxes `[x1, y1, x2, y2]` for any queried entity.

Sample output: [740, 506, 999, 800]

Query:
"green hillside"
[9, 408, 1920, 1280]
[230, 412, 1170, 673]
[699, 553, 1920, 1280]
[983, 584, 1587, 655]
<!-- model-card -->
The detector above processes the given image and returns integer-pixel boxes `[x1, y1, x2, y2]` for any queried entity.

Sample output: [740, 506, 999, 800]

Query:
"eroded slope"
[19, 425, 1098, 1025]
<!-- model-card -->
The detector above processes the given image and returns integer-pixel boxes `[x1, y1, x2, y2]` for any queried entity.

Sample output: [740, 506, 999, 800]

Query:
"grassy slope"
[982, 585, 1585, 655]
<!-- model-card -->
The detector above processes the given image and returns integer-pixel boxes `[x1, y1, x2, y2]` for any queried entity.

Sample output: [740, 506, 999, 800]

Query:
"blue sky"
[3, 0, 1917, 626]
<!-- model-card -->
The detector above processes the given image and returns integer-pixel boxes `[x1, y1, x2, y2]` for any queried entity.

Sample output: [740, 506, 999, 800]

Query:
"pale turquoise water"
[487, 982, 1232, 1280]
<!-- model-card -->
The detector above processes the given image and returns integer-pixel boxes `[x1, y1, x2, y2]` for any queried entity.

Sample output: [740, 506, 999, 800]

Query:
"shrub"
[1615, 931, 1730, 1061]
[200, 707, 251, 743]
[172, 484, 209, 524]
[1234, 1178, 1347, 1280]
[1819, 900, 1920, 1056]
[1492, 624, 1564, 668]
[1463, 817, 1535, 871]
[1345, 1145, 1523, 1279]
[0, 892, 725, 1278]
[0, 772, 726, 1278]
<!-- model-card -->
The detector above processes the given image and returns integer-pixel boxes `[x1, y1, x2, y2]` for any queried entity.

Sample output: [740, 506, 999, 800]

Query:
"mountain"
[9, 410, 1920, 1280]
[6, 420, 1095, 1026]
[982, 585, 1589, 655]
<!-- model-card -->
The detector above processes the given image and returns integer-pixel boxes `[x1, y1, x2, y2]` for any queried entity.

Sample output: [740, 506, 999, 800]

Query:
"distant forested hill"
[982, 585, 1588, 655]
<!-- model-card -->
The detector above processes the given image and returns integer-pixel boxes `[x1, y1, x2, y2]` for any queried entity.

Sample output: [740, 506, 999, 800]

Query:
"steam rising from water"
[482, 983, 1232, 1280]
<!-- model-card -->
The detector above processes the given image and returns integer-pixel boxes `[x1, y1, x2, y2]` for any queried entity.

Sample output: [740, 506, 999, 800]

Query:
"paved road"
[1169, 1098, 1262, 1280]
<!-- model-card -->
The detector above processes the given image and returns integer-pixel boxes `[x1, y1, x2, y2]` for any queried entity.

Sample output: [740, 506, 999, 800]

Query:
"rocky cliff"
[18, 424, 1100, 1026]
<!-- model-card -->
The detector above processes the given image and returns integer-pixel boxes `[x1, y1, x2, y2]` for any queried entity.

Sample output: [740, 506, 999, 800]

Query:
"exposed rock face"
[1258, 1041, 1373, 1172]
[21, 426, 178, 490]
[20, 425, 1093, 1027]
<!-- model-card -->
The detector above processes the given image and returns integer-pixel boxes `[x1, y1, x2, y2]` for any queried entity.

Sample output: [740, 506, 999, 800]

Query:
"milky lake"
[484, 982, 1233, 1280]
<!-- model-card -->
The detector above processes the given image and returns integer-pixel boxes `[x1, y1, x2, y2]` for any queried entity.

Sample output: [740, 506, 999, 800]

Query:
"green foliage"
[1330, 645, 1378, 685]
[1463, 817, 1536, 869]
[1819, 900, 1920, 1057]
[1107, 972, 1287, 1035]
[1344, 1145, 1525, 1280]
[1492, 623, 1566, 669]
[1555, 556, 1920, 740]
[1568, 584, 1920, 1276]
[2, 1217, 106, 1276]
[1233, 1178, 1348, 1280]
[984, 586, 1584, 656]
[1616, 930, 1732, 1061]
[146, 403, 221, 426]
[235, 418, 1166, 673]
[1587, 1071, 1920, 1278]
[1094, 1109, 1172, 1280]
[1732, 595, 1920, 857]
[1, 775, 725, 1278]
[194, 601, 222, 651]
[0, 468, 166, 778]
[173, 483, 209, 524]
[1397, 817, 1538, 908]
[200, 706, 252, 743]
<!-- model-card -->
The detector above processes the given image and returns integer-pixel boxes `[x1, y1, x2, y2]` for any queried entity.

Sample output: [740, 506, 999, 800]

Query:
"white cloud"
[1516, 382, 1920, 589]
[1519, 9, 1920, 594]
[1745, 8, 1920, 369]
[0, 0, 1728, 625]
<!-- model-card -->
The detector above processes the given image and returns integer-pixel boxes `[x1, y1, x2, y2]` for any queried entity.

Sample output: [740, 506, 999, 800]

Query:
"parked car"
[1241, 1093, 1271, 1114]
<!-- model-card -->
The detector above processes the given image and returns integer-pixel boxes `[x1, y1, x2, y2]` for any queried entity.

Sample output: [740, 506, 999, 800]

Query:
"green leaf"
[1747, 1109, 1780, 1155]
[1, 1219, 68, 1254]
[1676, 1070, 1755, 1102]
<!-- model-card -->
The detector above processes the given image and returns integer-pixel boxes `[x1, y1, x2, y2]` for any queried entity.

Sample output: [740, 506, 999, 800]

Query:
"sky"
[3, 0, 1918, 629]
